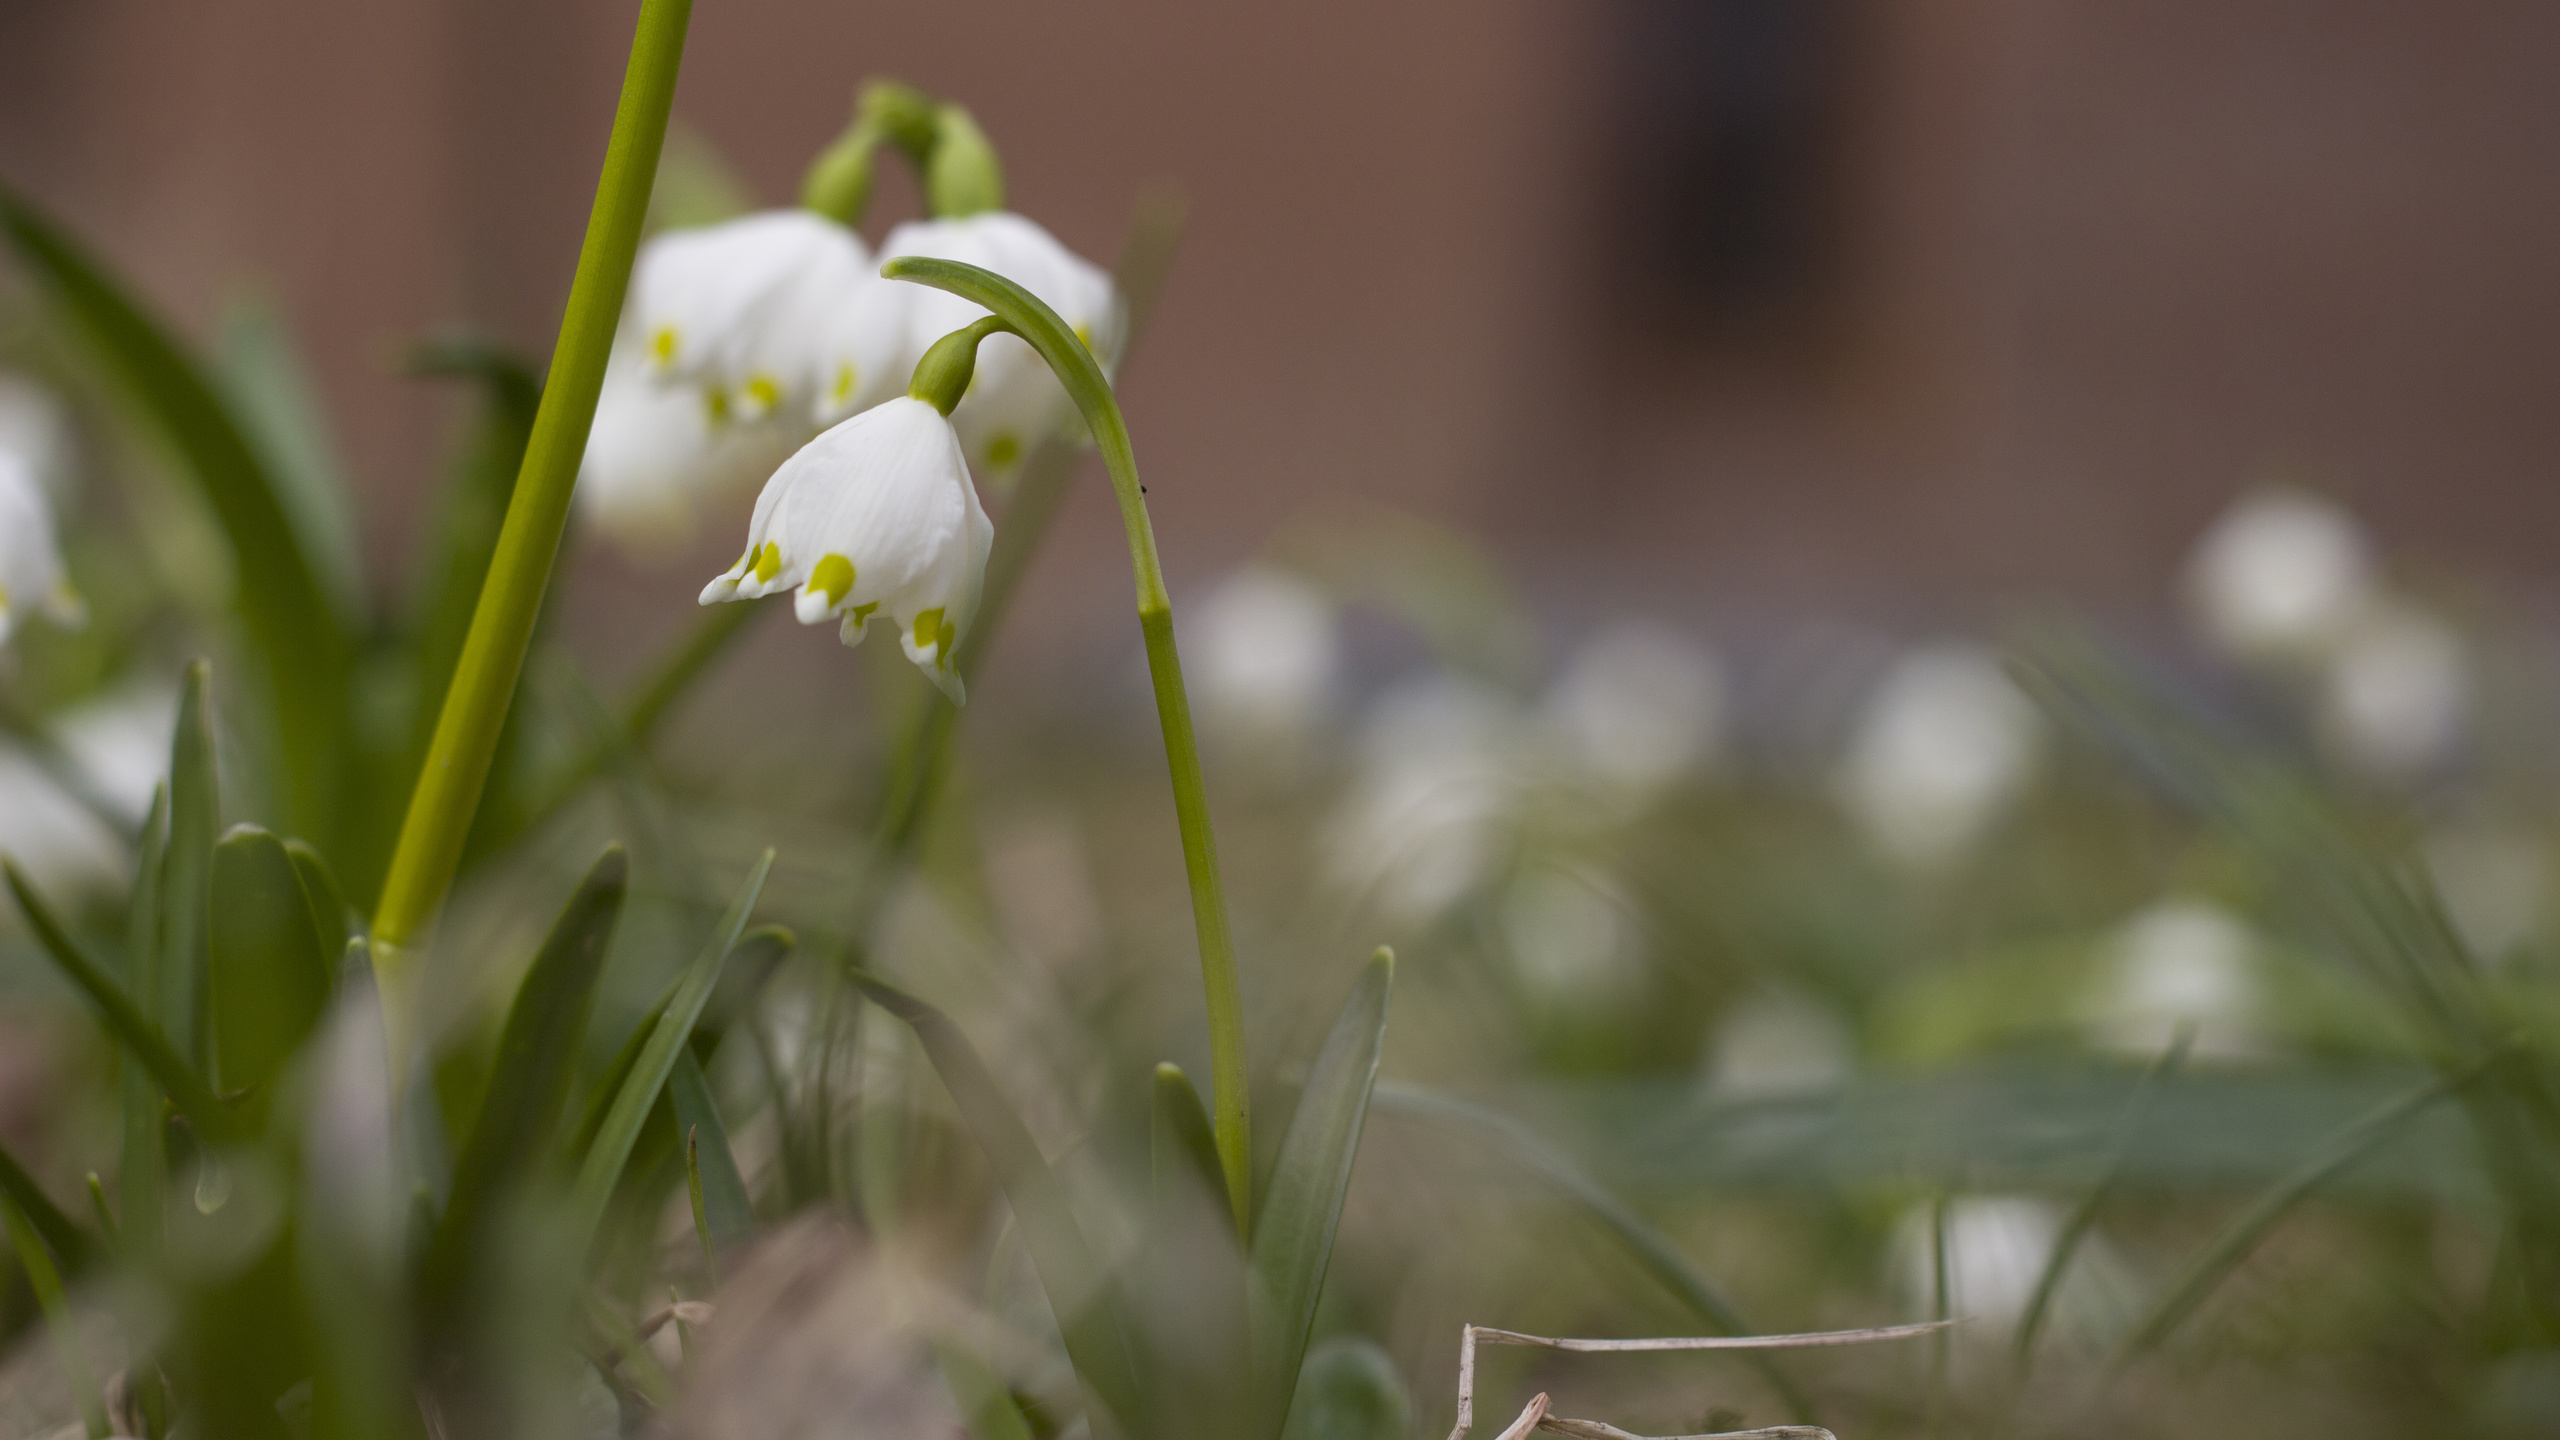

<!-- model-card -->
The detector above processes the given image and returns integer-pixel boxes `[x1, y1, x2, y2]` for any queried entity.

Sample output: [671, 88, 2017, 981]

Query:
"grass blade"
[0, 193, 352, 842]
[2111, 1060, 2488, 1364]
[1145, 1062, 1250, 1440]
[1, 1191, 108, 1437]
[426, 846, 627, 1316]
[569, 923, 793, 1163]
[668, 1049, 753, 1260]
[0, 1138, 96, 1275]
[568, 849, 773, 1257]
[207, 825, 334, 1110]
[847, 967, 1142, 1435]
[6, 859, 235, 1143]
[1249, 950, 1393, 1440]
[162, 661, 219, 1070]
[1370, 1083, 1816, 1424]
[120, 785, 169, 1254]
[216, 294, 363, 618]
[283, 838, 353, 970]
[1152, 1062, 1228, 1223]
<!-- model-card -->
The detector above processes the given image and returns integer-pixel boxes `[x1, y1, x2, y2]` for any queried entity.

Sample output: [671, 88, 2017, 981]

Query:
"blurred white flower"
[1833, 641, 2039, 868]
[2093, 899, 2262, 1060]
[1895, 1195, 2062, 1328]
[1325, 676, 1521, 922]
[2184, 488, 2374, 661]
[2423, 824, 2545, 965]
[1542, 620, 1725, 797]
[1699, 990, 1854, 1102]
[1497, 866, 1642, 1005]
[632, 210, 880, 423]
[52, 683, 177, 825]
[578, 332, 797, 560]
[1191, 565, 1340, 764]
[0, 373, 72, 500]
[701, 396, 991, 704]
[880, 212, 1120, 477]
[2317, 600, 2466, 782]
[0, 448, 83, 646]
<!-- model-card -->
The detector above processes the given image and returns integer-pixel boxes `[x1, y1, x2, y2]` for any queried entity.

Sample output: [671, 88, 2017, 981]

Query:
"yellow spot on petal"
[650, 326, 679, 367]
[832, 362, 857, 405]
[850, 601, 879, 627]
[911, 607, 946, 654]
[985, 433, 1021, 470]
[703, 388, 731, 427]
[938, 618, 958, 669]
[809, 554, 855, 607]
[744, 373, 782, 413]
[753, 542, 783, 583]
[1074, 322, 1093, 353]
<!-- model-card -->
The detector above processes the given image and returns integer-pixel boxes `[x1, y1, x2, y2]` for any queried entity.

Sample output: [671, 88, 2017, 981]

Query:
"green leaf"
[0, 1137, 98, 1276]
[427, 845, 627, 1313]
[121, 785, 169, 1250]
[848, 967, 1141, 1435]
[1151, 1062, 1227, 1222]
[283, 838, 354, 967]
[568, 923, 792, 1163]
[5, 859, 237, 1144]
[0, 191, 352, 841]
[1248, 950, 1392, 1440]
[1144, 1063, 1248, 1440]
[1369, 1082, 1814, 1423]
[1281, 1337, 1409, 1440]
[216, 294, 364, 619]
[1, 1191, 109, 1438]
[207, 825, 334, 1106]
[162, 660, 219, 1070]
[568, 850, 773, 1257]
[668, 1049, 752, 1259]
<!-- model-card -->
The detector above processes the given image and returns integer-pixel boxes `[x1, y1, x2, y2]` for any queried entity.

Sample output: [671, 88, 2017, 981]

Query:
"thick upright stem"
[371, 0, 694, 1020]
[882, 255, 1253, 1236]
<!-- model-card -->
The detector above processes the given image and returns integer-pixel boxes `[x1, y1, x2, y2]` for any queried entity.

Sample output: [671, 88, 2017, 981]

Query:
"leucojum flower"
[699, 318, 998, 704]
[0, 446, 82, 646]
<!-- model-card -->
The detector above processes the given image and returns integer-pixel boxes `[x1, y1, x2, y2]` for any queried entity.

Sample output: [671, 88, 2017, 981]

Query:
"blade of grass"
[567, 849, 771, 1258]
[1250, 950, 1394, 1440]
[119, 785, 168, 1257]
[1, 1191, 108, 1438]
[2011, 1028, 2194, 1376]
[2110, 1058, 2491, 1366]
[1370, 1084, 1817, 1424]
[425, 846, 627, 1316]
[6, 859, 236, 1143]
[207, 825, 334, 1111]
[162, 660, 219, 1071]
[0, 1138, 96, 1275]
[283, 837, 353, 970]
[0, 195, 352, 843]
[216, 294, 363, 618]
[568, 924, 792, 1162]
[1147, 1062, 1250, 1440]
[847, 967, 1141, 1435]
[668, 1050, 752, 1260]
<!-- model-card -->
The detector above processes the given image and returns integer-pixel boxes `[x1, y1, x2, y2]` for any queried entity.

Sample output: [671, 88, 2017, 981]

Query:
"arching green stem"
[370, 0, 693, 1059]
[883, 254, 1252, 1236]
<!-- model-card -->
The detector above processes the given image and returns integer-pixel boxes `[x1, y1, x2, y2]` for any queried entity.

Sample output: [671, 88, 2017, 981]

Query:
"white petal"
[0, 449, 76, 643]
[633, 210, 871, 416]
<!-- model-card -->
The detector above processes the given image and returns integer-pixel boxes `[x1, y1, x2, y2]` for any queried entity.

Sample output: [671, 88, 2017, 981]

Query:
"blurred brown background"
[3, 0, 2557, 640]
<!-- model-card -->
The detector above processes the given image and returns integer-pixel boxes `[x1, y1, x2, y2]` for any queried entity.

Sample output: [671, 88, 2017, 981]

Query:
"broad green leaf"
[427, 846, 628, 1314]
[668, 1049, 752, 1259]
[1248, 950, 1392, 1440]
[0, 1137, 97, 1276]
[6, 859, 236, 1143]
[283, 838, 353, 967]
[0, 191, 352, 841]
[162, 660, 219, 1070]
[207, 825, 333, 1107]
[1, 1192, 108, 1437]
[1281, 1337, 1409, 1440]
[216, 294, 363, 618]
[1370, 1083, 1812, 1422]
[1143, 1063, 1248, 1440]
[568, 850, 773, 1257]
[848, 968, 1142, 1435]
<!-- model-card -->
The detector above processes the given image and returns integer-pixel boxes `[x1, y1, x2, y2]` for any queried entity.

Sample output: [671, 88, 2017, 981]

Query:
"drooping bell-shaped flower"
[0, 449, 82, 646]
[699, 395, 990, 703]
[878, 212, 1121, 477]
[631, 210, 884, 424]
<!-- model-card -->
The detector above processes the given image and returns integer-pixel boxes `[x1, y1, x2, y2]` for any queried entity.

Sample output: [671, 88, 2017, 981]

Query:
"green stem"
[883, 254, 1252, 1236]
[369, 0, 693, 995]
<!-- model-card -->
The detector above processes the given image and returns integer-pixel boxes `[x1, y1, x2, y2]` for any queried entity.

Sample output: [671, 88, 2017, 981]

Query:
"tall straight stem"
[370, 0, 694, 1005]
[882, 256, 1253, 1236]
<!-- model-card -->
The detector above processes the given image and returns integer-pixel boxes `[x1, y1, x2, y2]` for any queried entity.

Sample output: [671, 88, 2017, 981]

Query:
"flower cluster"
[581, 82, 1118, 699]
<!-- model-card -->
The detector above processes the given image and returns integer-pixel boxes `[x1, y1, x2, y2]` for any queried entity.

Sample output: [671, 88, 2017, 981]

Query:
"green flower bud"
[906, 315, 1014, 416]
[800, 115, 883, 225]
[925, 103, 1006, 219]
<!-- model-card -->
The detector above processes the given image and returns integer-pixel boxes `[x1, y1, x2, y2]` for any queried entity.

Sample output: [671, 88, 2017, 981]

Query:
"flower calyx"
[906, 315, 1016, 418]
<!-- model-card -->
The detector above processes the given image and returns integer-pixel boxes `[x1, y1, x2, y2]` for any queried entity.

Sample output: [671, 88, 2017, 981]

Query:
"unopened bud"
[926, 103, 1006, 219]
